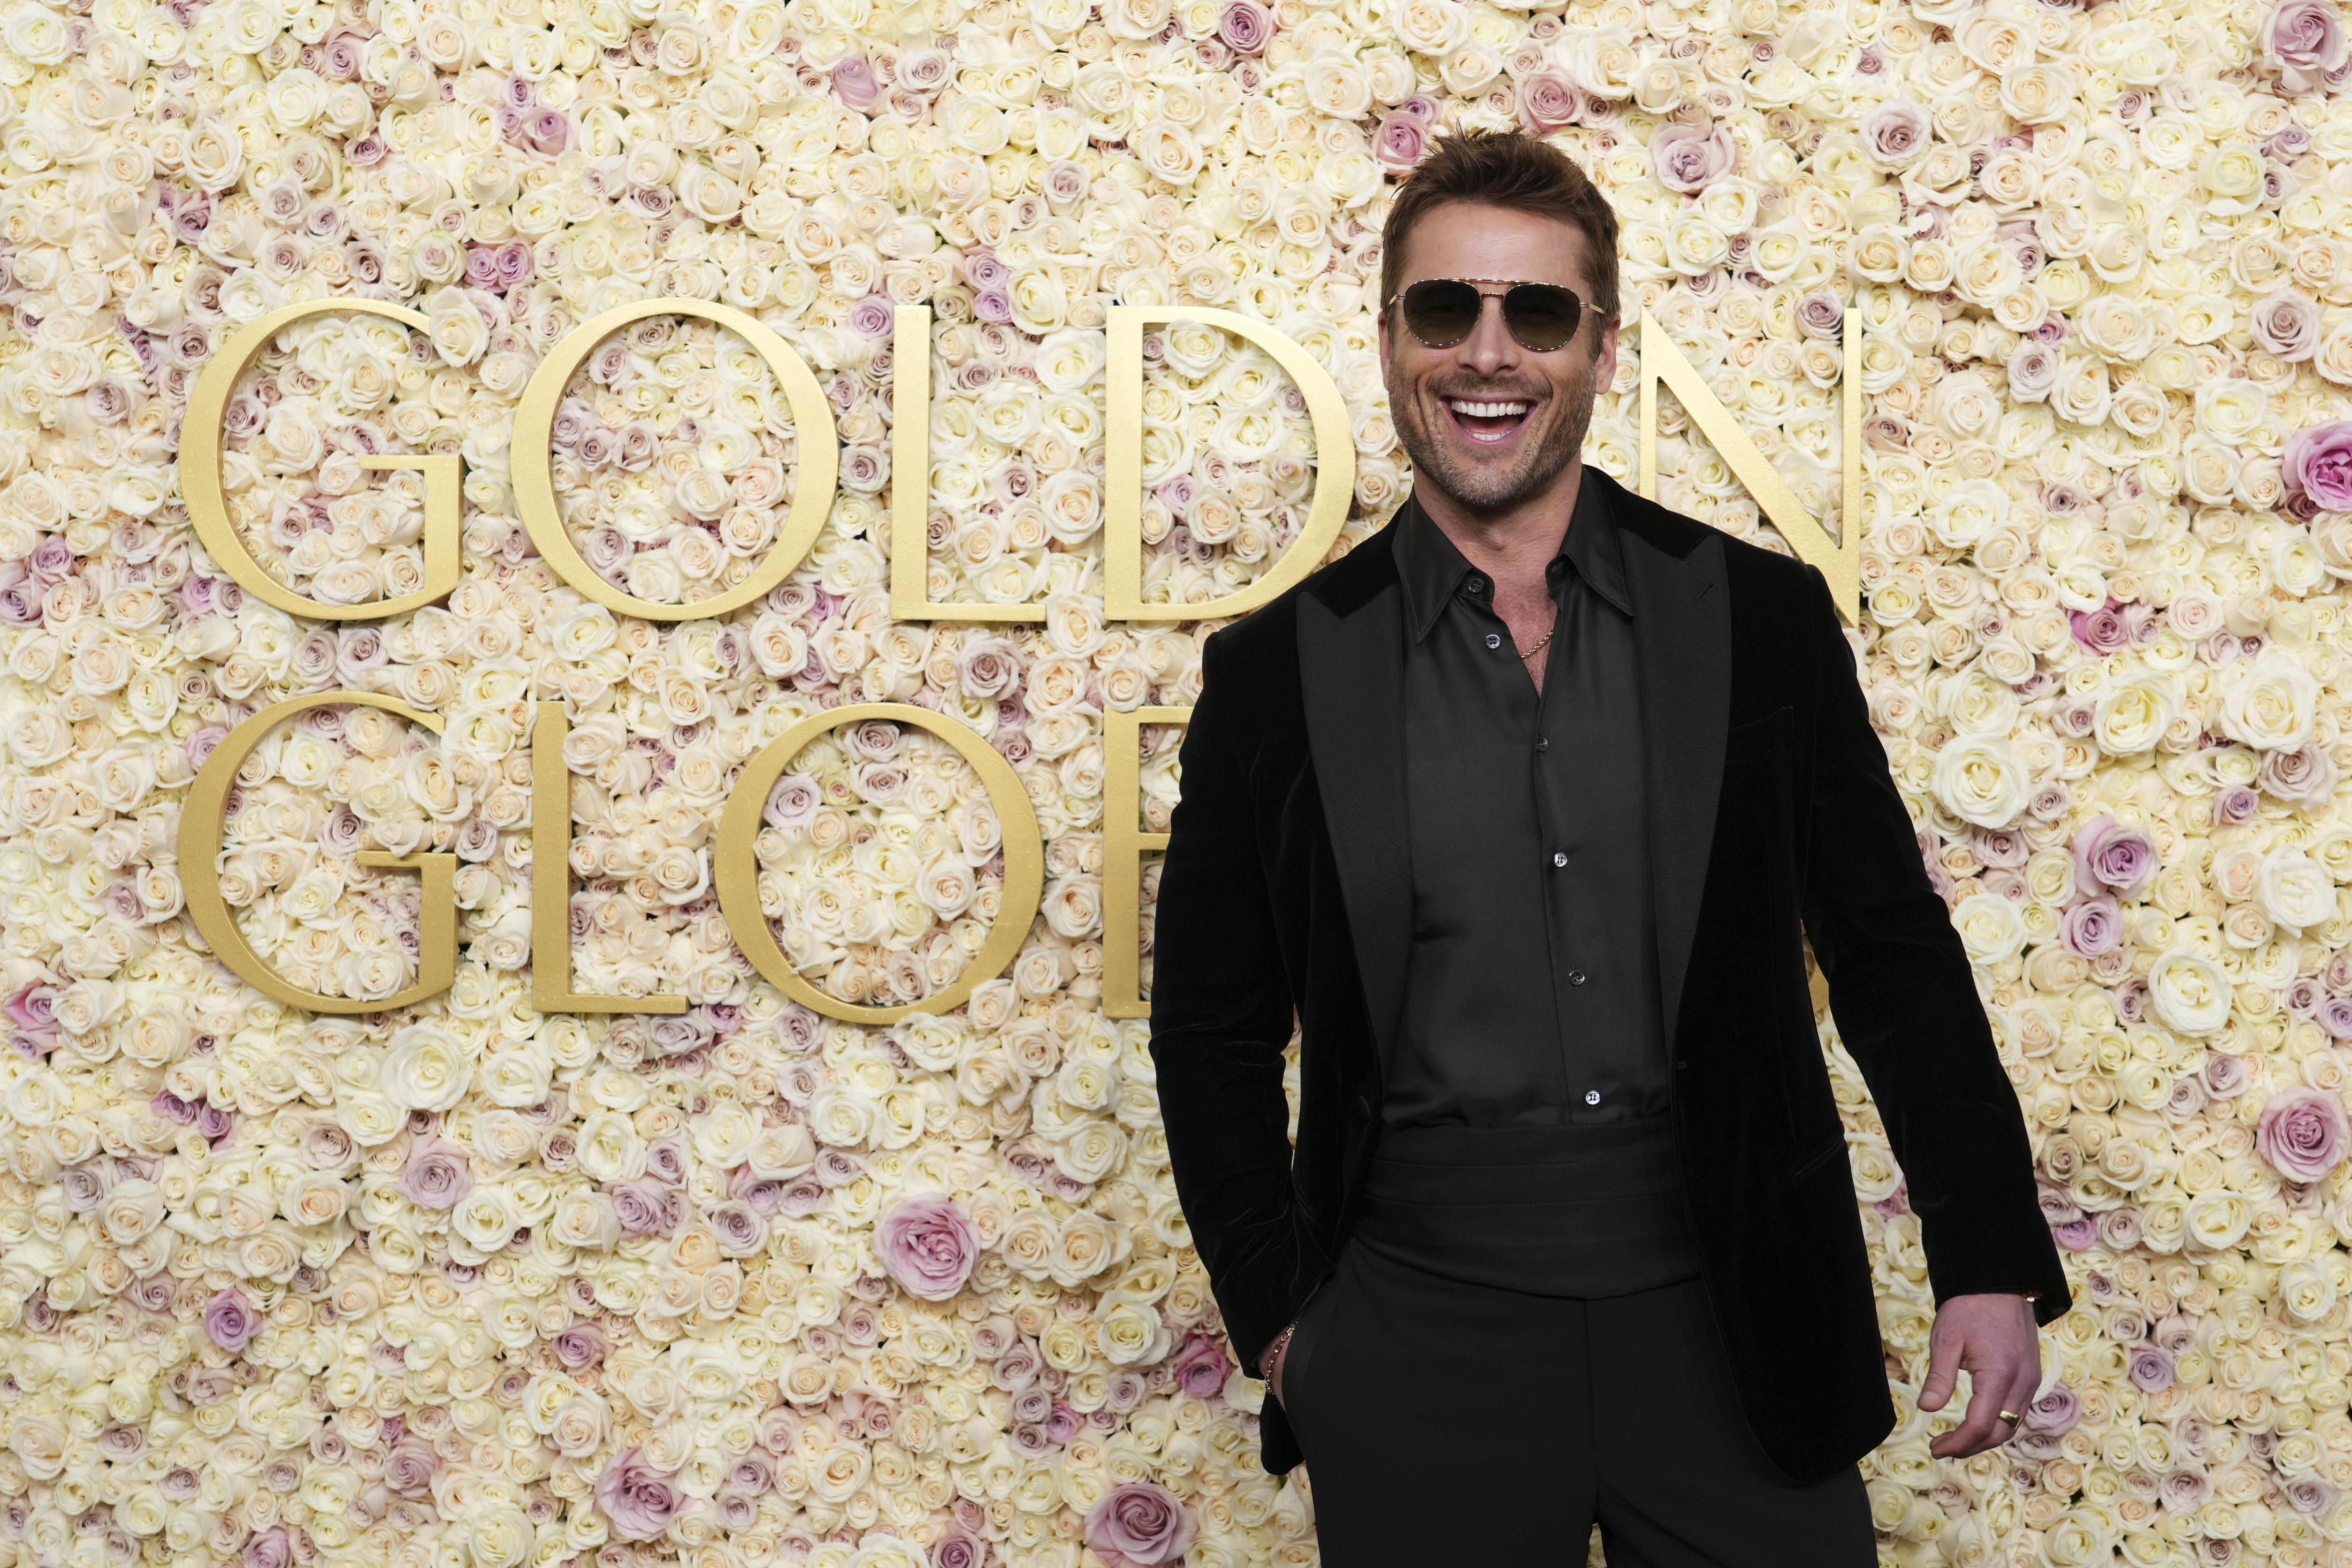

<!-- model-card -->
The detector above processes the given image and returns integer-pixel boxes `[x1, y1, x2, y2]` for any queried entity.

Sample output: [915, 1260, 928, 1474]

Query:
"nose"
[1456, 293, 1523, 379]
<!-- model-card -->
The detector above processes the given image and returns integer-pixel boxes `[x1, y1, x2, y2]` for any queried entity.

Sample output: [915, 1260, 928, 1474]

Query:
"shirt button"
[1568, 968, 1587, 986]
[1552, 850, 1568, 867]
[1584, 1089, 1601, 1106]
[1536, 738, 1550, 752]
[1484, 632, 1503, 650]
[1466, 575, 1487, 594]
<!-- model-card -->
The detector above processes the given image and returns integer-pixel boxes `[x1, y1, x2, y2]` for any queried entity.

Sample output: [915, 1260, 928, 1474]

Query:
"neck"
[1415, 454, 1587, 595]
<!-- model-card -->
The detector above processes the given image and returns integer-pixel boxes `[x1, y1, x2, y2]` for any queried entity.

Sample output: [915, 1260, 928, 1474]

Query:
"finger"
[1917, 1331, 1960, 1412]
[1930, 1357, 2004, 1456]
[1935, 1351, 2032, 1458]
[1932, 1394, 2002, 1459]
[1999, 1365, 2044, 1437]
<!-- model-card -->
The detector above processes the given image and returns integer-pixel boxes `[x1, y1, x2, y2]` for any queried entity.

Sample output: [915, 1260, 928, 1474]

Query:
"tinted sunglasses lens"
[1399, 280, 1483, 346]
[1504, 284, 1582, 351]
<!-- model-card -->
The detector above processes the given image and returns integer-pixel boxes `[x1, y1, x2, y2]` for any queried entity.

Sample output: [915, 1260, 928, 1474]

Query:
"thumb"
[1918, 1341, 1959, 1412]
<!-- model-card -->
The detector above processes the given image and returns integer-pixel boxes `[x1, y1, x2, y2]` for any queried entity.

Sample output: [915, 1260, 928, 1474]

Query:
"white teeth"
[1447, 399, 1528, 418]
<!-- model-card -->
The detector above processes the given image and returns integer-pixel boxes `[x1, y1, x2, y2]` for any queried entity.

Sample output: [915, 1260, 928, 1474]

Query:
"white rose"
[1952, 892, 2028, 964]
[2148, 948, 2233, 1037]
[2258, 850, 2337, 932]
[1932, 734, 2028, 828]
[2093, 673, 2181, 756]
[2217, 650, 2320, 751]
[379, 1024, 471, 1113]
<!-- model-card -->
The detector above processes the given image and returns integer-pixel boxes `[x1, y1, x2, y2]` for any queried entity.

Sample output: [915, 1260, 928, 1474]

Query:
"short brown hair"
[1381, 131, 1621, 341]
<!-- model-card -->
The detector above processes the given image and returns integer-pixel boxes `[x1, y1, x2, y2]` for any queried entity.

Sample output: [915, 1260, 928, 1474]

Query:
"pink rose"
[597, 1450, 683, 1541]
[2284, 420, 2352, 510]
[875, 1197, 979, 1300]
[1515, 72, 1581, 132]
[1084, 1481, 1196, 1567]
[1372, 111, 1428, 174]
[1858, 98, 1932, 167]
[2262, 0, 2349, 91]
[2072, 814, 2157, 901]
[2259, 1086, 2350, 1183]
[1648, 122, 1737, 194]
[2253, 290, 2323, 361]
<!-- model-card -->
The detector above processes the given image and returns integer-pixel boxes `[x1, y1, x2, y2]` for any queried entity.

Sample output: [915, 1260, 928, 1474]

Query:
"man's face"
[1377, 202, 1620, 517]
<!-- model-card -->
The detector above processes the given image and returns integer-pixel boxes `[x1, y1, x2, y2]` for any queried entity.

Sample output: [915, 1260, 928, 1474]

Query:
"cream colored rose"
[2218, 651, 2320, 750]
[2093, 673, 2181, 756]
[379, 1024, 470, 1113]
[2148, 948, 2232, 1036]
[1952, 892, 2028, 964]
[1932, 734, 2027, 828]
[2258, 851, 2336, 931]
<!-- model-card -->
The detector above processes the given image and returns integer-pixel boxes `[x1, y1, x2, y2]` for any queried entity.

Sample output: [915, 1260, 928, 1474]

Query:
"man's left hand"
[1917, 1293, 2043, 1460]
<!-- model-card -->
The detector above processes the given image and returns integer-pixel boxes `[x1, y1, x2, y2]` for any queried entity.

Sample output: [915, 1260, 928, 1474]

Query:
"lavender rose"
[876, 1197, 979, 1300]
[2259, 740, 2338, 807]
[2058, 896, 2123, 957]
[1649, 122, 1737, 194]
[553, 1319, 605, 1370]
[2258, 1086, 2351, 1182]
[1084, 1481, 1197, 1568]
[2262, 0, 2349, 91]
[597, 1449, 683, 1541]
[2072, 814, 2157, 900]
[1515, 71, 1581, 132]
[396, 1138, 473, 1211]
[1168, 1334, 1232, 1398]
[245, 1525, 291, 1568]
[1858, 98, 1932, 167]
[204, 1288, 258, 1353]
[832, 56, 878, 110]
[1372, 111, 1428, 174]
[1215, 0, 1270, 54]
[2284, 419, 2352, 509]
[2253, 290, 2323, 361]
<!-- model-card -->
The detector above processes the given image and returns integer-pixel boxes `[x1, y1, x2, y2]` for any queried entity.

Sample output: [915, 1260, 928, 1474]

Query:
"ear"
[1593, 312, 1621, 388]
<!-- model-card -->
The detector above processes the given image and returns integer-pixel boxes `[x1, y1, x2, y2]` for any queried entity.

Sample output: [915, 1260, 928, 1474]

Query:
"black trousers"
[1277, 1239, 1875, 1566]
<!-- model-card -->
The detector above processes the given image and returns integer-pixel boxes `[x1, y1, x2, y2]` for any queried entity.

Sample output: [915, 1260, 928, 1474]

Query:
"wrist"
[1258, 1321, 1298, 1379]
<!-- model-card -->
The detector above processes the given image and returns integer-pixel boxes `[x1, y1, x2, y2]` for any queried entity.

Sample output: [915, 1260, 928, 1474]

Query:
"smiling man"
[1150, 131, 2069, 1563]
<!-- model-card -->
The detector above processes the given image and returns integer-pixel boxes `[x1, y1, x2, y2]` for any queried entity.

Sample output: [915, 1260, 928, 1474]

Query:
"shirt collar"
[1390, 465, 1633, 644]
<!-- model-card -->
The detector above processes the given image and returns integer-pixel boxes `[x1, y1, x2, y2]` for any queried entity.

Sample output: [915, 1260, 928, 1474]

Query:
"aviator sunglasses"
[1385, 277, 1596, 353]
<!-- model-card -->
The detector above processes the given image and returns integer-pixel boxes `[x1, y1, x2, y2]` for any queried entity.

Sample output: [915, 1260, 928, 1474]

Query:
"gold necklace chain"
[1516, 626, 1555, 661]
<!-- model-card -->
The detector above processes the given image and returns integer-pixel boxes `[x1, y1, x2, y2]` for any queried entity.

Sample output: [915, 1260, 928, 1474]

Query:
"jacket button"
[1484, 633, 1503, 650]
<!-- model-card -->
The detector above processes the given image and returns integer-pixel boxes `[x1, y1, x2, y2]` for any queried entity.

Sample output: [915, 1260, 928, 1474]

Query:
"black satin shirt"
[1382, 468, 1672, 1129]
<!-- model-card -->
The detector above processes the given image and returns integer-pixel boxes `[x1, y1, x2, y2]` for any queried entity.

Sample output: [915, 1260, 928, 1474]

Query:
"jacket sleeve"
[1148, 628, 1305, 1372]
[1796, 566, 2071, 1324]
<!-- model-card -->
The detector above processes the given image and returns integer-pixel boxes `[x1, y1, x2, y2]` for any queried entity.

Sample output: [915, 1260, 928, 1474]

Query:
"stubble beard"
[1392, 358, 1599, 515]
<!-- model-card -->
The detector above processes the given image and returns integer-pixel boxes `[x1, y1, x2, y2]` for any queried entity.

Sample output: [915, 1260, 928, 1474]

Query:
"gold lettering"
[713, 702, 1045, 1024]
[180, 693, 457, 1013]
[1100, 707, 1187, 1020]
[890, 306, 1045, 623]
[1639, 306, 1862, 623]
[183, 300, 461, 620]
[1105, 306, 1358, 622]
[512, 298, 841, 621]
[530, 702, 687, 1015]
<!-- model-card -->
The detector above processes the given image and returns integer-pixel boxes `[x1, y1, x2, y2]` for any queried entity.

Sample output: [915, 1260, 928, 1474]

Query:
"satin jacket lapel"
[1622, 520, 1730, 1052]
[1297, 549, 1410, 1073]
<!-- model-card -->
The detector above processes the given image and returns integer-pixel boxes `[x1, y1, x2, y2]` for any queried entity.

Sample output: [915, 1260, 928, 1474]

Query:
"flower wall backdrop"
[4, 0, 2352, 1562]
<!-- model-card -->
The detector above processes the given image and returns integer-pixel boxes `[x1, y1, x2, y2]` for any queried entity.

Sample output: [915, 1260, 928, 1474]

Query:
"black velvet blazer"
[1149, 468, 2070, 1483]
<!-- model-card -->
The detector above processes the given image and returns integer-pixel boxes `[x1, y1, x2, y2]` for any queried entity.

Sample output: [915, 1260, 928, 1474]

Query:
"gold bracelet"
[1258, 1321, 1298, 1379]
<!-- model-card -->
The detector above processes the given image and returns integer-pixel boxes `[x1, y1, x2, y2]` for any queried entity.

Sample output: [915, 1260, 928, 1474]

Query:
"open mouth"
[1443, 396, 1535, 445]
